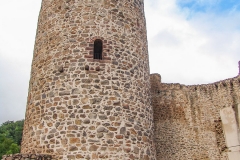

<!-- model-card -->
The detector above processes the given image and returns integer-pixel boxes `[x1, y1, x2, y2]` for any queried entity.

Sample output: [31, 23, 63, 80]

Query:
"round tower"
[21, 0, 156, 159]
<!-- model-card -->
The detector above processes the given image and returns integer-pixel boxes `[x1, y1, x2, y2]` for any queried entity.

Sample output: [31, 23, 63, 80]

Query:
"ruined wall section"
[151, 74, 240, 160]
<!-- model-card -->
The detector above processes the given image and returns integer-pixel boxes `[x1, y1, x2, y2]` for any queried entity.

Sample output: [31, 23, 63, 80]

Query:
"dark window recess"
[94, 39, 103, 60]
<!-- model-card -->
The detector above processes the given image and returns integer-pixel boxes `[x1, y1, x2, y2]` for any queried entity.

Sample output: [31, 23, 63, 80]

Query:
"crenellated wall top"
[150, 73, 240, 94]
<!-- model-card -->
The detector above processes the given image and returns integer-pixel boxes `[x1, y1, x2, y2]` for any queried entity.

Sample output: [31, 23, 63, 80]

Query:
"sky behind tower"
[0, 0, 240, 123]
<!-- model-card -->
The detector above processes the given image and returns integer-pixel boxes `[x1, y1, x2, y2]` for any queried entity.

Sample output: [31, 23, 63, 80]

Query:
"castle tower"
[21, 0, 156, 159]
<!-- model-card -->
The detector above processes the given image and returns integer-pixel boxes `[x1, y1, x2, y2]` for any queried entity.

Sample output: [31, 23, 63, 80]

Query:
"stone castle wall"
[2, 154, 53, 160]
[12, 0, 240, 159]
[150, 74, 240, 160]
[21, 0, 156, 159]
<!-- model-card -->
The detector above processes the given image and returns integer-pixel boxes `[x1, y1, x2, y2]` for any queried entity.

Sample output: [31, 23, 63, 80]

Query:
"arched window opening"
[94, 39, 103, 60]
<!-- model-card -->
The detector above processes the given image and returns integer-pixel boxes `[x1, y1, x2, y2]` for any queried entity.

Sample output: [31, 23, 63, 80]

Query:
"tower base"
[2, 154, 53, 160]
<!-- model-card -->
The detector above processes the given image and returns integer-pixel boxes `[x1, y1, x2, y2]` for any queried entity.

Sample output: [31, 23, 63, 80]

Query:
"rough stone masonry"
[151, 73, 240, 160]
[20, 0, 156, 159]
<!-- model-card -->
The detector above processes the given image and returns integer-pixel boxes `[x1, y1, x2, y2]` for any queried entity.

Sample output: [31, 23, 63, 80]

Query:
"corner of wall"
[150, 73, 161, 94]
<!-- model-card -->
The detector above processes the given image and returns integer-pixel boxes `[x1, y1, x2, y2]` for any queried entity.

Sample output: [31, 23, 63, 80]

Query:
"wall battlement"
[158, 75, 240, 94]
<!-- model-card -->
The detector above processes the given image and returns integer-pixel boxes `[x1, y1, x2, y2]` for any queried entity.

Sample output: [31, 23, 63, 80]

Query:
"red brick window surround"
[85, 37, 112, 63]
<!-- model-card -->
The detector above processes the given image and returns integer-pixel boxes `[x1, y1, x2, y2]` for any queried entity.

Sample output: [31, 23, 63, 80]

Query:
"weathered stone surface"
[47, 134, 54, 139]
[133, 147, 139, 154]
[59, 91, 70, 96]
[89, 145, 99, 151]
[103, 106, 113, 110]
[75, 120, 81, 125]
[69, 146, 78, 151]
[97, 133, 104, 138]
[81, 98, 88, 104]
[106, 139, 114, 144]
[88, 113, 97, 119]
[69, 138, 80, 144]
[68, 125, 78, 130]
[76, 154, 84, 159]
[83, 105, 91, 109]
[116, 135, 123, 139]
[97, 127, 108, 133]
[108, 127, 117, 131]
[99, 114, 107, 120]
[151, 73, 240, 160]
[88, 139, 100, 143]
[106, 132, 114, 138]
[72, 99, 79, 105]
[21, 0, 155, 160]
[83, 119, 90, 124]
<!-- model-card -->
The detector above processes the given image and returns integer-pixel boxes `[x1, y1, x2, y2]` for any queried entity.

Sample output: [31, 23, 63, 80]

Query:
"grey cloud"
[153, 30, 181, 47]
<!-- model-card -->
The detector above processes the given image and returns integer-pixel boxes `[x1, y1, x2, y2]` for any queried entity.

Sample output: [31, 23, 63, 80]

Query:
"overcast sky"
[0, 0, 240, 124]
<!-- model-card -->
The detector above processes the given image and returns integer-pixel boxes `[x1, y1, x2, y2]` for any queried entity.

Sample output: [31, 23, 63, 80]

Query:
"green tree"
[0, 134, 19, 158]
[6, 143, 20, 154]
[0, 120, 24, 145]
[0, 120, 24, 158]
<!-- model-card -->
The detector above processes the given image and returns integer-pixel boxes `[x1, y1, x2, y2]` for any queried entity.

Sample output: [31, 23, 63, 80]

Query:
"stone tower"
[21, 0, 156, 159]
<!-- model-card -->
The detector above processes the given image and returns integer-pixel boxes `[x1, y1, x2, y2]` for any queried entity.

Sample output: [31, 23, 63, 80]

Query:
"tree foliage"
[0, 120, 24, 158]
